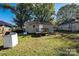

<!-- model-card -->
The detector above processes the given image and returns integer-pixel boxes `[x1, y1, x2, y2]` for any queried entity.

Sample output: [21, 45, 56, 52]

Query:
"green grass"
[0, 33, 79, 56]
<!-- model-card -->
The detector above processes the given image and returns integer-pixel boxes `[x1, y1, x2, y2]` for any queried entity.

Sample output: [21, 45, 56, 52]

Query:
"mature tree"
[13, 4, 34, 29]
[56, 3, 79, 24]
[32, 3, 55, 22]
[0, 3, 55, 29]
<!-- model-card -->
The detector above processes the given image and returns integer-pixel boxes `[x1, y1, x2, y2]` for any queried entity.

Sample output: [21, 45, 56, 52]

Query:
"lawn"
[0, 32, 79, 56]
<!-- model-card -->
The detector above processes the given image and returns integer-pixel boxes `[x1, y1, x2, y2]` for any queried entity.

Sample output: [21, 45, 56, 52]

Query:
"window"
[33, 25, 35, 28]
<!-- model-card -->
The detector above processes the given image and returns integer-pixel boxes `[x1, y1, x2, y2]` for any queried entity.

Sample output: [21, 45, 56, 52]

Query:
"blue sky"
[0, 3, 66, 25]
[0, 3, 16, 25]
[55, 3, 66, 13]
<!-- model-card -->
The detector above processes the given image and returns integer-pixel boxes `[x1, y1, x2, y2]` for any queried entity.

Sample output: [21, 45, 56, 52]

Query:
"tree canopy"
[32, 4, 55, 22]
[13, 4, 34, 29]
[56, 4, 79, 24]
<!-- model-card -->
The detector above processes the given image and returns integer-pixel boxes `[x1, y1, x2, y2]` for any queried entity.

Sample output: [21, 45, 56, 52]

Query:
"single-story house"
[57, 18, 79, 31]
[0, 20, 13, 35]
[23, 21, 55, 34]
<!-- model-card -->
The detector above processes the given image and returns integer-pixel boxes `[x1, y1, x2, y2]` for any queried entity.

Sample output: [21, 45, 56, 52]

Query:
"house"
[24, 21, 55, 34]
[57, 18, 79, 31]
[0, 20, 13, 36]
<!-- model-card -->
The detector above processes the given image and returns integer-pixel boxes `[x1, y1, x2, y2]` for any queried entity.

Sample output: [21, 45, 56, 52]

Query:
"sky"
[0, 3, 66, 25]
[55, 3, 66, 13]
[0, 3, 16, 25]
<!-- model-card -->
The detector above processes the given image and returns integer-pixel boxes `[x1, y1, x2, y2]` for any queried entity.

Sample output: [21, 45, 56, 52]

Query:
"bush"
[12, 29, 24, 34]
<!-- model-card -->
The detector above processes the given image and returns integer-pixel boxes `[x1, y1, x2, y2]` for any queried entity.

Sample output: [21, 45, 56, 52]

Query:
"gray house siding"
[58, 21, 79, 31]
[24, 21, 54, 33]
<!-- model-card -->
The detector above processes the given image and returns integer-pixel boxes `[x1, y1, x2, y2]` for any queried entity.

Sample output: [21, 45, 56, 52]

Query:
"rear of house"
[24, 21, 54, 34]
[57, 19, 79, 31]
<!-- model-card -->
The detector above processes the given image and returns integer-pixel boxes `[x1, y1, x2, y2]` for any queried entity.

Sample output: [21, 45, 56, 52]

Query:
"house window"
[33, 25, 35, 28]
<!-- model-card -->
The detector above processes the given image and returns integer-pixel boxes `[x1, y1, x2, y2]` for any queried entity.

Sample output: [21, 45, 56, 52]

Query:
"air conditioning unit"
[3, 32, 18, 48]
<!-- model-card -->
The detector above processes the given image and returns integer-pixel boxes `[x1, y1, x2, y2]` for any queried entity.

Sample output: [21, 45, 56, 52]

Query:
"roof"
[59, 18, 79, 26]
[0, 20, 13, 27]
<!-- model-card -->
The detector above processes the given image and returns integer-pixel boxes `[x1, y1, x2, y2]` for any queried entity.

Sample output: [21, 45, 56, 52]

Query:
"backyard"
[0, 32, 79, 56]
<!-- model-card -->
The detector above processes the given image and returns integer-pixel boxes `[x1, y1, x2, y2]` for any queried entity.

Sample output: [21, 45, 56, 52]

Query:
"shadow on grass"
[31, 34, 42, 37]
[55, 44, 79, 56]
[18, 33, 46, 38]
[55, 31, 79, 42]
[0, 45, 9, 51]
[62, 34, 79, 42]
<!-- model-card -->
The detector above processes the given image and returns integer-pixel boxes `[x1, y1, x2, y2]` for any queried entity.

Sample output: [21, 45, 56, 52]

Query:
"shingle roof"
[0, 20, 13, 27]
[59, 18, 79, 25]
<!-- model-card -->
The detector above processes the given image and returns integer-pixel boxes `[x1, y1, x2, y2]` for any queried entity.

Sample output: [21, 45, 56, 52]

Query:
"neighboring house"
[24, 21, 54, 34]
[0, 20, 13, 35]
[57, 18, 79, 31]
